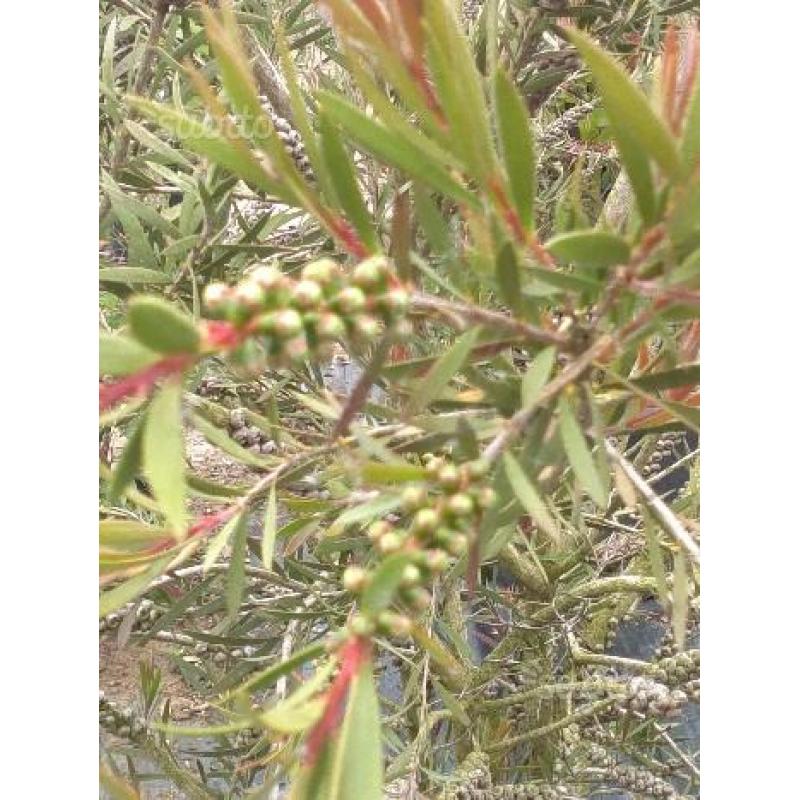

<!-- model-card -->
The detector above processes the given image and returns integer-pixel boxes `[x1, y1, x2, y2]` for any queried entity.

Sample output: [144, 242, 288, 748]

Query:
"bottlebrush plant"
[99, 2, 699, 798]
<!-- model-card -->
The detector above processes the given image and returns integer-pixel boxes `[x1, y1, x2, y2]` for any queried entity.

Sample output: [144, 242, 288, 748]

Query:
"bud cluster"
[615, 676, 688, 719]
[99, 599, 163, 635]
[202, 256, 410, 370]
[99, 692, 147, 741]
[342, 456, 496, 639]
[598, 762, 677, 799]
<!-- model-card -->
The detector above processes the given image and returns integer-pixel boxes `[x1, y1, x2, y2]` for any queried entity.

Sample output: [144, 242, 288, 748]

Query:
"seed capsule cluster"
[616, 676, 687, 718]
[228, 407, 277, 455]
[99, 693, 147, 740]
[442, 751, 492, 800]
[99, 599, 163, 635]
[203, 257, 410, 369]
[654, 649, 700, 697]
[599, 763, 677, 799]
[342, 457, 496, 638]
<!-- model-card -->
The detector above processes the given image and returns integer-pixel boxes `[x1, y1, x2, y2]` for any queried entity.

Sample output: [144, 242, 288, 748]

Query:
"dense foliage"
[99, 2, 700, 798]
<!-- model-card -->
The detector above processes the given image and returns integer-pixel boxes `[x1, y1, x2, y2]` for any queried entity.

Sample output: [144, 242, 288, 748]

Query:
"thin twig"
[604, 440, 700, 565]
[411, 293, 569, 349]
[483, 334, 614, 463]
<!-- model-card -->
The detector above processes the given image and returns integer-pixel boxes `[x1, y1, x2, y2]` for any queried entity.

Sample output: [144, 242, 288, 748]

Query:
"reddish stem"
[99, 354, 193, 413]
[304, 636, 371, 765]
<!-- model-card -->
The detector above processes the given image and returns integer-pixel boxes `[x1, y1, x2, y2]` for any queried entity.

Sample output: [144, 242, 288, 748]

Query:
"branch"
[411, 293, 568, 349]
[604, 440, 700, 565]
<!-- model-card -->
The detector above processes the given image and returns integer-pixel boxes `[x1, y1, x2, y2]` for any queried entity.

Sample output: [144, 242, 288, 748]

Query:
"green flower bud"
[412, 508, 440, 535]
[401, 564, 422, 587]
[316, 312, 346, 340]
[378, 286, 409, 316]
[249, 265, 284, 290]
[476, 487, 498, 509]
[404, 587, 431, 612]
[401, 486, 428, 512]
[203, 282, 230, 311]
[446, 493, 475, 518]
[352, 256, 389, 290]
[283, 333, 309, 362]
[367, 520, 391, 542]
[273, 308, 303, 338]
[234, 280, 266, 310]
[376, 611, 412, 638]
[333, 286, 367, 315]
[349, 614, 375, 638]
[466, 459, 490, 481]
[292, 280, 324, 310]
[437, 464, 461, 491]
[352, 314, 382, 340]
[446, 533, 469, 556]
[301, 258, 340, 286]
[342, 566, 368, 593]
[424, 549, 450, 574]
[378, 531, 404, 555]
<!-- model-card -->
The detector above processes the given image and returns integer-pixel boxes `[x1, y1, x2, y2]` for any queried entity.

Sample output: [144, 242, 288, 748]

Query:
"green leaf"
[566, 28, 681, 180]
[361, 462, 428, 484]
[107, 415, 145, 503]
[521, 346, 556, 406]
[681, 79, 700, 173]
[102, 15, 117, 89]
[642, 509, 670, 608]
[143, 380, 187, 537]
[228, 640, 326, 700]
[328, 495, 403, 538]
[624, 363, 700, 393]
[100, 333, 160, 377]
[411, 327, 482, 413]
[263, 698, 325, 734]
[328, 658, 383, 800]
[123, 119, 194, 169]
[128, 296, 200, 355]
[557, 394, 608, 507]
[99, 519, 170, 552]
[105, 184, 159, 270]
[495, 242, 521, 314]
[100, 267, 172, 285]
[361, 552, 415, 615]
[671, 551, 689, 650]
[261, 484, 278, 570]
[433, 679, 470, 727]
[319, 113, 380, 252]
[319, 91, 478, 209]
[503, 452, 560, 544]
[127, 97, 286, 198]
[203, 513, 242, 572]
[608, 121, 656, 225]
[493, 68, 535, 230]
[546, 230, 631, 269]
[226, 512, 248, 618]
[100, 555, 172, 617]
[190, 412, 274, 469]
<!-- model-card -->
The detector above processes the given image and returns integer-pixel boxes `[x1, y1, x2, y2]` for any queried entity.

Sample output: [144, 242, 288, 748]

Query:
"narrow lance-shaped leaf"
[128, 296, 199, 355]
[262, 483, 278, 570]
[557, 393, 609, 507]
[319, 92, 479, 209]
[100, 555, 173, 617]
[521, 346, 556, 407]
[495, 242, 521, 315]
[361, 552, 415, 615]
[566, 28, 682, 180]
[203, 512, 243, 572]
[412, 327, 482, 413]
[108, 413, 146, 504]
[319, 113, 380, 253]
[493, 68, 536, 231]
[546, 230, 631, 270]
[100, 333, 160, 377]
[503, 452, 560, 545]
[328, 658, 384, 800]
[225, 511, 248, 619]
[143, 380, 188, 538]
[672, 551, 689, 650]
